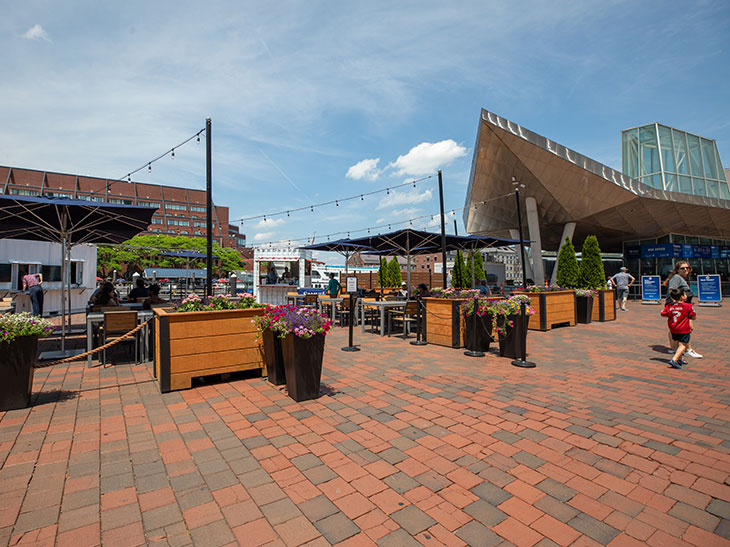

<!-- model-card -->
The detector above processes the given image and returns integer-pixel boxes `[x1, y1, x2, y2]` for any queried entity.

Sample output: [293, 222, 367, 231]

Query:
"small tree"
[388, 256, 402, 288]
[556, 237, 579, 288]
[578, 235, 606, 289]
[378, 257, 388, 288]
[452, 250, 468, 289]
[471, 251, 486, 284]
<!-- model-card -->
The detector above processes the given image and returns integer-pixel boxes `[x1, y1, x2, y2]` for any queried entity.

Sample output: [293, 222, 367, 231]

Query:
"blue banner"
[711, 246, 721, 259]
[681, 244, 694, 258]
[697, 274, 722, 303]
[641, 275, 662, 301]
[641, 244, 674, 258]
[694, 245, 712, 258]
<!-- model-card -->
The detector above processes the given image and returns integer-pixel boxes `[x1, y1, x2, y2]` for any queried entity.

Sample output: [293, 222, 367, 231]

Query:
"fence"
[350, 271, 435, 290]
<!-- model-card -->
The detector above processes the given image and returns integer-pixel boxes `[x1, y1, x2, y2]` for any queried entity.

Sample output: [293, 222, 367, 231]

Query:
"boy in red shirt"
[660, 288, 696, 369]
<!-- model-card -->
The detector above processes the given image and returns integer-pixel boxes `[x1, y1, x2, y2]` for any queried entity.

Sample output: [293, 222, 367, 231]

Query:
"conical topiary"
[388, 256, 402, 288]
[578, 235, 606, 289]
[378, 257, 388, 289]
[453, 250, 468, 289]
[556, 237, 579, 288]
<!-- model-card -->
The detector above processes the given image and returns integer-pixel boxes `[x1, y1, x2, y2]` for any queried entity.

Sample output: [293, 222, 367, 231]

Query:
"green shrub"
[452, 250, 468, 289]
[556, 237, 579, 288]
[578, 235, 606, 289]
[387, 256, 402, 288]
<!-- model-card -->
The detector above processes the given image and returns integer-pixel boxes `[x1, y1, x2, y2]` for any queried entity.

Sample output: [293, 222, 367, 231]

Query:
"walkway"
[1, 304, 729, 546]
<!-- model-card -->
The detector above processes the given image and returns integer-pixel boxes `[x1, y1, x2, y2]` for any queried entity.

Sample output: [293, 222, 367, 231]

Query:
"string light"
[148, 163, 152, 173]
[171, 149, 175, 159]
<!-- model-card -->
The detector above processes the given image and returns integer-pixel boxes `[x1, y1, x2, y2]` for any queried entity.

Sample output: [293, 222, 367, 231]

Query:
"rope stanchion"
[35, 319, 153, 368]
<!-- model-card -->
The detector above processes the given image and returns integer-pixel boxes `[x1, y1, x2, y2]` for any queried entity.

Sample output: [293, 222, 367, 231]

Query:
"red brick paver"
[1, 304, 729, 545]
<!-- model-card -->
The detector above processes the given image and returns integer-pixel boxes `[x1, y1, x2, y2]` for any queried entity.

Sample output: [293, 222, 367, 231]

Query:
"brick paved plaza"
[1, 304, 730, 546]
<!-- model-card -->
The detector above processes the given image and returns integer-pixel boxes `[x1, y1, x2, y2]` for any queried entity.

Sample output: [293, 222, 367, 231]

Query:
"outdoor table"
[317, 296, 344, 321]
[286, 292, 302, 305]
[360, 300, 405, 336]
[86, 310, 153, 367]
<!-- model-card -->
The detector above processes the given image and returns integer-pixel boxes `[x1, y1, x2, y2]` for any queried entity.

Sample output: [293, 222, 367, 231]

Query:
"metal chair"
[101, 310, 139, 366]
[388, 300, 419, 339]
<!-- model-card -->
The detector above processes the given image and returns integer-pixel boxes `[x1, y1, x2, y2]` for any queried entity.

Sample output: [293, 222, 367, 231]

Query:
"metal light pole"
[438, 170, 447, 288]
[206, 117, 213, 298]
[512, 178, 536, 368]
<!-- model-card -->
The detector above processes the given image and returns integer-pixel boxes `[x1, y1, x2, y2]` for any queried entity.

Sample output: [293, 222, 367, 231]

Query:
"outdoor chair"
[388, 300, 419, 339]
[100, 310, 139, 366]
[336, 296, 356, 327]
[302, 294, 319, 309]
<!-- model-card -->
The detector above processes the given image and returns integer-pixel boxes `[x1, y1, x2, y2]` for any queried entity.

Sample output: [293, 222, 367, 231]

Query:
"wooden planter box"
[423, 298, 465, 348]
[154, 308, 266, 392]
[514, 290, 576, 331]
[592, 289, 616, 322]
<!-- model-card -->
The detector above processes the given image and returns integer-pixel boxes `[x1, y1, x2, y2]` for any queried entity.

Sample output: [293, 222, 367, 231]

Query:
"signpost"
[641, 275, 662, 304]
[341, 276, 360, 352]
[697, 274, 722, 307]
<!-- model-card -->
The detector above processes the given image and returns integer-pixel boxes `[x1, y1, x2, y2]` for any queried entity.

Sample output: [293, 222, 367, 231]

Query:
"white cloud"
[377, 189, 432, 209]
[389, 207, 420, 218]
[253, 232, 275, 241]
[22, 24, 51, 42]
[346, 158, 381, 181]
[389, 140, 467, 177]
[254, 217, 285, 229]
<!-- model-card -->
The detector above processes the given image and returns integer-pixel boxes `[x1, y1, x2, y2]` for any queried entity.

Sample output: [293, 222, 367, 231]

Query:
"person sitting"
[142, 284, 168, 310]
[416, 283, 430, 298]
[267, 266, 278, 285]
[398, 282, 408, 297]
[92, 282, 120, 307]
[475, 279, 491, 295]
[127, 277, 149, 302]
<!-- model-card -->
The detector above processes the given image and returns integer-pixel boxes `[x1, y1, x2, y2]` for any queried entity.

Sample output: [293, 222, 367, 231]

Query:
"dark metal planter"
[575, 296, 594, 324]
[497, 315, 528, 359]
[464, 314, 493, 353]
[0, 335, 38, 411]
[281, 334, 325, 402]
[262, 329, 286, 386]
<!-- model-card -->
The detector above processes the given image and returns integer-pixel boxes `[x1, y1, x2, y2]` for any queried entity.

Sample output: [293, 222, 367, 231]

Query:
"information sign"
[641, 275, 662, 304]
[346, 276, 358, 294]
[697, 274, 722, 306]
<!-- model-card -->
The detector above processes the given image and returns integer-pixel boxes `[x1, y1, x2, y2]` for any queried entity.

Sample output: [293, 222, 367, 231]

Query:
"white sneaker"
[685, 349, 703, 359]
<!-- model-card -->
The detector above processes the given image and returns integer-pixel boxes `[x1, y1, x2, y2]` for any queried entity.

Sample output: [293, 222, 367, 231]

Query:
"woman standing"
[22, 272, 44, 316]
[663, 261, 702, 358]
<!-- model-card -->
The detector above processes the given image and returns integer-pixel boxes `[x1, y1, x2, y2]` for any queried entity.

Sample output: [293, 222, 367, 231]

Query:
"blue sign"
[681, 244, 694, 258]
[642, 244, 673, 259]
[722, 247, 730, 259]
[641, 276, 662, 302]
[627, 246, 641, 259]
[694, 245, 712, 258]
[711, 246, 721, 259]
[697, 274, 722, 304]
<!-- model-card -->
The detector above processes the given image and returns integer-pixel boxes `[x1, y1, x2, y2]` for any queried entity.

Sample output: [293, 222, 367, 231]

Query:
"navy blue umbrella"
[0, 194, 156, 358]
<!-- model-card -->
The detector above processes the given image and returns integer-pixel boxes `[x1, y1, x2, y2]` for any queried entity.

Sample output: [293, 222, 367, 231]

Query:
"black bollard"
[511, 300, 536, 368]
[410, 294, 427, 346]
[341, 292, 360, 352]
[464, 294, 484, 357]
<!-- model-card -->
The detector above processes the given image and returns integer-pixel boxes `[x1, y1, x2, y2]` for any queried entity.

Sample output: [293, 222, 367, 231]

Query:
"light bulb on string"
[360, 195, 363, 200]
[171, 149, 175, 159]
[310, 206, 314, 213]
[127, 175, 131, 182]
[386, 188, 389, 195]
[148, 163, 152, 173]
[197, 134, 200, 143]
[287, 211, 290, 217]
[336, 200, 339, 207]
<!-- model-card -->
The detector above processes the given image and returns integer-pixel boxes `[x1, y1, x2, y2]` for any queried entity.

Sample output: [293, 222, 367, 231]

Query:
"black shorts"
[671, 332, 691, 344]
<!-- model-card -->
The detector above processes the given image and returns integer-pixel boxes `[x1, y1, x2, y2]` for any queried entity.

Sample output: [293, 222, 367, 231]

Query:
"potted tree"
[489, 295, 535, 359]
[0, 313, 54, 411]
[578, 235, 615, 322]
[271, 306, 333, 402]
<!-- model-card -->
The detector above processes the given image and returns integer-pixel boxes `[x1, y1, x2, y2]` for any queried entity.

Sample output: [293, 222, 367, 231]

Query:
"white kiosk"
[253, 247, 314, 305]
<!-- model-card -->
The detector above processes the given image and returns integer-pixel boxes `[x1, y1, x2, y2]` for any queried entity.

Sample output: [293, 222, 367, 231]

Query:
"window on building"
[166, 203, 187, 211]
[151, 218, 163, 224]
[236, 237, 246, 246]
[190, 206, 206, 212]
[138, 201, 161, 208]
[0, 263, 11, 283]
[180, 230, 189, 234]
[193, 221, 206, 227]
[109, 198, 133, 205]
[45, 191, 74, 199]
[41, 265, 62, 282]
[10, 188, 40, 197]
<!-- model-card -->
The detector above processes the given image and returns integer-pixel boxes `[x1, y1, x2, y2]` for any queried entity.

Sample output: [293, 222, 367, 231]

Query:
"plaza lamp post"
[512, 177, 536, 368]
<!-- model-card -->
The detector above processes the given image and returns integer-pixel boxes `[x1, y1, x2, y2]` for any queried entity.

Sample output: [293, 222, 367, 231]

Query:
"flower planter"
[592, 289, 616, 322]
[262, 329, 286, 385]
[464, 314, 493, 352]
[0, 335, 38, 411]
[281, 334, 325, 402]
[497, 314, 528, 359]
[575, 296, 594, 324]
[154, 308, 266, 392]
[514, 290, 575, 331]
[424, 298, 465, 348]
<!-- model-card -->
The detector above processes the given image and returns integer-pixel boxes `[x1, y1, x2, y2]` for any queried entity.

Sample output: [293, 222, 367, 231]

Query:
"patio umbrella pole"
[341, 292, 360, 352]
[60, 230, 67, 354]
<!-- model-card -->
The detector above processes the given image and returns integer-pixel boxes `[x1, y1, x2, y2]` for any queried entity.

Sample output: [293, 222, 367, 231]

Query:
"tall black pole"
[453, 219, 458, 236]
[206, 117, 213, 298]
[515, 187, 527, 287]
[438, 170, 447, 288]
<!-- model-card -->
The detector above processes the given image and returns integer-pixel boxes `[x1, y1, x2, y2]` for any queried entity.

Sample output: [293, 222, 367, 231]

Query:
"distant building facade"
[1, 165, 246, 250]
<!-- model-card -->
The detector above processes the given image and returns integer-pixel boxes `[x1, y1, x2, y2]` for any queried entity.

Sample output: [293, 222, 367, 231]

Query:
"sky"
[3, 1, 730, 262]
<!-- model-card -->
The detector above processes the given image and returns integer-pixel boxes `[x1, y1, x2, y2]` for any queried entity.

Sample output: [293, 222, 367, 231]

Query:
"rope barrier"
[36, 319, 153, 368]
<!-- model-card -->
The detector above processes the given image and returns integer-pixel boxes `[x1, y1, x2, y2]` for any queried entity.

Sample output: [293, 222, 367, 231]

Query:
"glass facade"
[622, 124, 730, 200]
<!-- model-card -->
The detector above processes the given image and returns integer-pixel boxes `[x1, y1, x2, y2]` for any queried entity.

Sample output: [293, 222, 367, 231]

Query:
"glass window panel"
[687, 134, 703, 177]
[707, 179, 719, 198]
[665, 174, 678, 192]
[672, 129, 690, 174]
[686, 236, 699, 244]
[639, 125, 660, 176]
[692, 178, 706, 196]
[701, 139, 719, 179]
[657, 235, 671, 243]
[671, 234, 685, 243]
[679, 175, 692, 193]
[650, 174, 664, 189]
[658, 125, 675, 173]
[720, 182, 730, 200]
[622, 129, 639, 178]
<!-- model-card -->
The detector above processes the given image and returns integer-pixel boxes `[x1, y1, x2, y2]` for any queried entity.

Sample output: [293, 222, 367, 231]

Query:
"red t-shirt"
[661, 302, 696, 334]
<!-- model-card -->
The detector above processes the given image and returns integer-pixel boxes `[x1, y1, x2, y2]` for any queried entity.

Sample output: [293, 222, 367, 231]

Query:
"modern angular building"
[463, 110, 730, 285]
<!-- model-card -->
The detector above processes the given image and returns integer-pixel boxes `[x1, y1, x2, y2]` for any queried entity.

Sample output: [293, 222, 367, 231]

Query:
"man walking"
[610, 266, 635, 311]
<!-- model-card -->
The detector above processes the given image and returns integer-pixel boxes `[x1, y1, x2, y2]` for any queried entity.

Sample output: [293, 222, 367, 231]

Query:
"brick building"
[1, 165, 246, 250]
